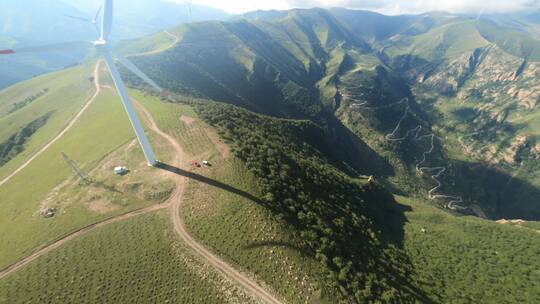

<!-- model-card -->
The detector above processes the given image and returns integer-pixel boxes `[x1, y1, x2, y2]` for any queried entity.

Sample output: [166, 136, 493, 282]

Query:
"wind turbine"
[185, 1, 193, 22]
[0, 0, 165, 166]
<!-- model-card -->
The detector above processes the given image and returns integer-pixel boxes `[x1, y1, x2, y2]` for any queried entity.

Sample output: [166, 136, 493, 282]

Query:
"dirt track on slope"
[0, 27, 179, 188]
[135, 101, 283, 304]
[0, 61, 102, 188]
[131, 30, 180, 57]
[0, 203, 168, 279]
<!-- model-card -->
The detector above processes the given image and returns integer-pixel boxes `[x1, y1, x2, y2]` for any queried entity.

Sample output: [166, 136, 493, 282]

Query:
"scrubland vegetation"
[0, 211, 254, 304]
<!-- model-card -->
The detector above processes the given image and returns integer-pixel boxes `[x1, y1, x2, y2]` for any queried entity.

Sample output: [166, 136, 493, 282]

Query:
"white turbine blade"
[64, 14, 92, 23]
[101, 0, 113, 40]
[113, 51, 163, 93]
[65, 13, 100, 36]
[92, 6, 103, 36]
[93, 6, 102, 24]
[102, 50, 158, 166]
[0, 41, 93, 55]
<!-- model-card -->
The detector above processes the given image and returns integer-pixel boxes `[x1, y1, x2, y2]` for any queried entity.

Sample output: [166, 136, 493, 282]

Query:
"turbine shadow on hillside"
[156, 159, 433, 302]
[156, 162, 265, 205]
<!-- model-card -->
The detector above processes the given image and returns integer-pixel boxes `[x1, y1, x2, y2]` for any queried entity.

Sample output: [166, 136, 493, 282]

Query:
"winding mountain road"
[340, 91, 466, 209]
[383, 102, 464, 208]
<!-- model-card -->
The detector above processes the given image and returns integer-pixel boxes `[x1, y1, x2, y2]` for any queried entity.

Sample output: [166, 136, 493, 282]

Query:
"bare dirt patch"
[87, 198, 119, 214]
[180, 115, 196, 126]
[496, 219, 526, 224]
[205, 128, 230, 158]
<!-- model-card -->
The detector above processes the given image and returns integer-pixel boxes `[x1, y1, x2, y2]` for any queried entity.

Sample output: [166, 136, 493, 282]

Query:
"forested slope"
[191, 100, 540, 303]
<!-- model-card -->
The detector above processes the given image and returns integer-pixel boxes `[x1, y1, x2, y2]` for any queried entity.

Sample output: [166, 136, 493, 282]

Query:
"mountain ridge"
[130, 7, 540, 220]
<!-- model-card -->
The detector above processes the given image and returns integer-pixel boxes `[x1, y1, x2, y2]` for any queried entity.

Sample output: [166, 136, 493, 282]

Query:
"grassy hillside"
[0, 211, 254, 304]
[0, 64, 94, 157]
[0, 66, 175, 270]
[476, 20, 540, 61]
[399, 195, 540, 303]
[0, 75, 262, 303]
[387, 20, 490, 60]
[120, 31, 178, 57]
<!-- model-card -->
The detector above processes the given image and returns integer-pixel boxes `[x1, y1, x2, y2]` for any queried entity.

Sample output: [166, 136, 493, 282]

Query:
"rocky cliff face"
[393, 44, 539, 166]
[407, 45, 538, 110]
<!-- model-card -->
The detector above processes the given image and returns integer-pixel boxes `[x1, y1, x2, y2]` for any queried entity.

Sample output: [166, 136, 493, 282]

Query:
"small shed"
[42, 207, 57, 218]
[114, 166, 129, 176]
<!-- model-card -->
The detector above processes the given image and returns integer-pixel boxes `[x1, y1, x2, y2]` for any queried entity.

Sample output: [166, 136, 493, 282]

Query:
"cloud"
[188, 0, 539, 14]
[285, 0, 540, 14]
[188, 0, 289, 14]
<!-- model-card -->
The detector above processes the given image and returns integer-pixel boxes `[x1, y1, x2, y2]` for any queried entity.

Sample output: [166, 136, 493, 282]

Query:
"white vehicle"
[114, 166, 129, 176]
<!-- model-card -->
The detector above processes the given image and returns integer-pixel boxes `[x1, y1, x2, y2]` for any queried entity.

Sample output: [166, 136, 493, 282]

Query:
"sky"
[175, 0, 540, 15]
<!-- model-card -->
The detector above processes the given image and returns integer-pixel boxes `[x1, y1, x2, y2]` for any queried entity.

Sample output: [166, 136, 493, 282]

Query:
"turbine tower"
[0, 0, 164, 166]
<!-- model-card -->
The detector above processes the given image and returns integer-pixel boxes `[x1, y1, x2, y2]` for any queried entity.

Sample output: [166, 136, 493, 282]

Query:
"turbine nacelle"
[94, 39, 108, 47]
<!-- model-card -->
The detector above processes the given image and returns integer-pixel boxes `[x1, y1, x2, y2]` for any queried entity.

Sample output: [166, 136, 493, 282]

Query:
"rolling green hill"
[0, 62, 176, 270]
[0, 211, 255, 304]
[0, 64, 95, 177]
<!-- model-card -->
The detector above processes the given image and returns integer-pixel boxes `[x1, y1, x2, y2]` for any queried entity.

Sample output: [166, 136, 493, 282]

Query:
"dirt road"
[0, 61, 103, 188]
[131, 30, 180, 57]
[0, 203, 168, 279]
[129, 32, 284, 303]
[135, 101, 283, 304]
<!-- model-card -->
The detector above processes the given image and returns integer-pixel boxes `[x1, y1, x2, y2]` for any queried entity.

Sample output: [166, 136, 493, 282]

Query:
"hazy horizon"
[170, 0, 540, 15]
